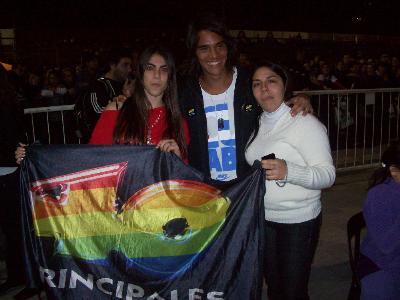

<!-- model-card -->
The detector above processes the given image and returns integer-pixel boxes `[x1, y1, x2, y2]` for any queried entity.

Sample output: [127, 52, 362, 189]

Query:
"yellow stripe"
[34, 197, 229, 238]
[129, 189, 221, 209]
[33, 187, 116, 219]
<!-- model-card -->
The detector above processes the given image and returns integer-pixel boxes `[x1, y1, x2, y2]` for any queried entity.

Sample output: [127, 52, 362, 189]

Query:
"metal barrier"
[294, 88, 400, 171]
[24, 88, 400, 171]
[24, 104, 78, 145]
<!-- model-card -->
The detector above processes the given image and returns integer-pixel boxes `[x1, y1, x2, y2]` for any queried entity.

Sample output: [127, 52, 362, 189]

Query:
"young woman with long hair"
[89, 45, 189, 159]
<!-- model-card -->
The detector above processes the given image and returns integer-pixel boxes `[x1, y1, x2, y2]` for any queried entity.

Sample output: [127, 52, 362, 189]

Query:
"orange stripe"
[123, 180, 221, 210]
[33, 187, 116, 219]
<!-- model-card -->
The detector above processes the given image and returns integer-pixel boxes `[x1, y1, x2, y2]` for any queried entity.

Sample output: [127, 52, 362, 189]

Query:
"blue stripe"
[221, 139, 236, 146]
[204, 106, 215, 113]
[216, 103, 228, 111]
[81, 251, 210, 281]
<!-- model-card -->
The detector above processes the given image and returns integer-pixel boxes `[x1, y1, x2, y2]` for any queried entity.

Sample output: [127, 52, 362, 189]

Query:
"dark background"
[0, 0, 398, 35]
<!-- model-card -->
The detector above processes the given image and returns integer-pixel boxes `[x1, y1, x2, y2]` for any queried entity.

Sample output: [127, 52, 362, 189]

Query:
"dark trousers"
[0, 170, 25, 283]
[264, 214, 321, 300]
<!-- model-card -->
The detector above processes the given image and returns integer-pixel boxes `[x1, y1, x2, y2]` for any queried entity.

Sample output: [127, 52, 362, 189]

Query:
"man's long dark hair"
[368, 140, 400, 189]
[113, 46, 187, 158]
[185, 13, 237, 77]
[245, 61, 289, 150]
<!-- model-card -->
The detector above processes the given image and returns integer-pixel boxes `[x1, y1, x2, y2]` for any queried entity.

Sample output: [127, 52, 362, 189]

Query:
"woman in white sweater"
[245, 62, 336, 300]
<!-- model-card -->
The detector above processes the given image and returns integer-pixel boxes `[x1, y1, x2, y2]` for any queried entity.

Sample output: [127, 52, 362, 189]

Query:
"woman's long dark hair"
[245, 61, 289, 150]
[113, 45, 187, 158]
[368, 140, 400, 189]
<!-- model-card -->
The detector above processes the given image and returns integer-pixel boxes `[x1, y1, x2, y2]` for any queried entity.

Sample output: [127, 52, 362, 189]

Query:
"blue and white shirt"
[201, 68, 238, 181]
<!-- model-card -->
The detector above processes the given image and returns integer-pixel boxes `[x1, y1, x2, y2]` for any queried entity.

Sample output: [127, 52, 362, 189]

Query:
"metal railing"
[294, 88, 400, 171]
[24, 104, 77, 145]
[24, 88, 400, 171]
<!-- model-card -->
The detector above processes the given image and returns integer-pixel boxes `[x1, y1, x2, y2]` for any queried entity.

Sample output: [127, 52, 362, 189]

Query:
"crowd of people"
[1, 14, 400, 300]
[287, 51, 400, 90]
[4, 30, 400, 111]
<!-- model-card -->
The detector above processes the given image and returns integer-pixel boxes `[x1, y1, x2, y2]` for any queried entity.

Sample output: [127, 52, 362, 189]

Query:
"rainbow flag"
[31, 164, 229, 279]
[20, 145, 265, 299]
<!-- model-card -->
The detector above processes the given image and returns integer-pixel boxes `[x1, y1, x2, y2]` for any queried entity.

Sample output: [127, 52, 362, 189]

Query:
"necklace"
[212, 93, 228, 130]
[146, 109, 163, 145]
[199, 79, 229, 130]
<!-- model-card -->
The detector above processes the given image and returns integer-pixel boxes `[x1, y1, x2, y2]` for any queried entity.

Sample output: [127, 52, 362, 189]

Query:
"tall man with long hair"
[179, 14, 313, 181]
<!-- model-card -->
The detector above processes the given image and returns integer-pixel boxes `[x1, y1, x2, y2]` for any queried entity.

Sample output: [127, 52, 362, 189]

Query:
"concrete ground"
[0, 168, 373, 300]
[308, 169, 371, 300]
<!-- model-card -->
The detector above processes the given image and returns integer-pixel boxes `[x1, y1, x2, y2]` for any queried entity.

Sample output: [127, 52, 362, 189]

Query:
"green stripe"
[55, 222, 224, 259]
[34, 198, 229, 238]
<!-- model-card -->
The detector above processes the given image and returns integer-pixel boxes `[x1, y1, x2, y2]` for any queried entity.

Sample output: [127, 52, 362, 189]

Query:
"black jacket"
[0, 87, 25, 167]
[178, 67, 259, 179]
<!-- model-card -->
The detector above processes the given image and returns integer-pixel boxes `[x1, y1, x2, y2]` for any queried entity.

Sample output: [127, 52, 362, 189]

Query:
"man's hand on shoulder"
[286, 93, 313, 117]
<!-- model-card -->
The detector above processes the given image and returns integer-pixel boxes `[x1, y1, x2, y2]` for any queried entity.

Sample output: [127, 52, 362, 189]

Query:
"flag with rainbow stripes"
[20, 145, 265, 299]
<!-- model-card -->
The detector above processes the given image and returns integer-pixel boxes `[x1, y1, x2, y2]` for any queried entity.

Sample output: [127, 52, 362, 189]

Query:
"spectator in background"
[342, 53, 354, 72]
[360, 63, 368, 78]
[74, 48, 132, 142]
[376, 63, 395, 88]
[24, 71, 42, 105]
[361, 62, 380, 88]
[61, 67, 77, 100]
[317, 63, 345, 89]
[379, 53, 391, 67]
[236, 30, 251, 51]
[289, 49, 308, 76]
[41, 69, 65, 97]
[333, 60, 346, 84]
[75, 51, 100, 90]
[394, 68, 400, 86]
[312, 55, 322, 68]
[344, 62, 362, 89]
[391, 56, 399, 75]
[238, 52, 252, 68]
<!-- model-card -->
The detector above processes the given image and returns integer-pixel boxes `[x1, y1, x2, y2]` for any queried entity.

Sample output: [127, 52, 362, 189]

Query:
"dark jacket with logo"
[178, 67, 259, 179]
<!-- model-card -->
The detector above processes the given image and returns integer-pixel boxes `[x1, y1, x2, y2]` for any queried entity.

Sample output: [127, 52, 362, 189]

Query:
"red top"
[89, 107, 190, 148]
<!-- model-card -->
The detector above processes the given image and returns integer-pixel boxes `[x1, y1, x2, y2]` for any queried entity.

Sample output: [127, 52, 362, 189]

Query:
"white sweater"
[245, 106, 336, 223]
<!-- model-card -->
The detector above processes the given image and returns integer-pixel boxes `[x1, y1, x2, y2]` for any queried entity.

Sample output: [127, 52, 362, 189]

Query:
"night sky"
[0, 0, 399, 35]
